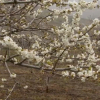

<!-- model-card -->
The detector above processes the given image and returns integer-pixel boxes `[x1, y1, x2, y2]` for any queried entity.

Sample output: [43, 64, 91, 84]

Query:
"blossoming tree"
[0, 0, 100, 89]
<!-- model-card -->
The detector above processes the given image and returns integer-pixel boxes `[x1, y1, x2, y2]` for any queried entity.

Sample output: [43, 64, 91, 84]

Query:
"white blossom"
[1, 78, 7, 82]
[81, 77, 86, 82]
[23, 85, 28, 89]
[62, 71, 69, 76]
[10, 73, 17, 78]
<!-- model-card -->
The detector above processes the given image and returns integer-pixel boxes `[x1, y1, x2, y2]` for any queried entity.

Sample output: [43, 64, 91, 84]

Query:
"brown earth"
[0, 63, 100, 100]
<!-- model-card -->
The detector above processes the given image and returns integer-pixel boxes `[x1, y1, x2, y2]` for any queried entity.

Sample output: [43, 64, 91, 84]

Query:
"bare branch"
[6, 54, 19, 62]
[16, 63, 77, 72]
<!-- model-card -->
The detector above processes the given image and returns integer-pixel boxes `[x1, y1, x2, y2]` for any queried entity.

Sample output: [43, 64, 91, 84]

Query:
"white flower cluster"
[0, 36, 22, 51]
[10, 73, 16, 78]
[0, 36, 42, 64]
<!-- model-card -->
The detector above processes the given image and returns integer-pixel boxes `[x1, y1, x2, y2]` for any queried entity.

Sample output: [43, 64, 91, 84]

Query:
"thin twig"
[52, 47, 68, 73]
[45, 77, 49, 93]
[5, 62, 11, 75]
[0, 0, 37, 4]
[5, 82, 17, 100]
[6, 54, 19, 62]
[17, 58, 27, 65]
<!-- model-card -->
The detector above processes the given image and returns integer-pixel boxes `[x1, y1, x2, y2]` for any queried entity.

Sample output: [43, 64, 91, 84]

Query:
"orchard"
[0, 0, 100, 99]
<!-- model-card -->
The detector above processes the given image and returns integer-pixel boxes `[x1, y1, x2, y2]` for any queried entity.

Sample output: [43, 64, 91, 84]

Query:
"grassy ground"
[0, 63, 100, 100]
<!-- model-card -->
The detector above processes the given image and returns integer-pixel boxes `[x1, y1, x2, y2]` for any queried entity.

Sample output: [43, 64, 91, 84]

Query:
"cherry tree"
[0, 0, 100, 96]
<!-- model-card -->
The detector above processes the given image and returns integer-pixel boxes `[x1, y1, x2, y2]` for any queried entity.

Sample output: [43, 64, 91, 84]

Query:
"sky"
[51, 0, 100, 19]
[69, 0, 100, 19]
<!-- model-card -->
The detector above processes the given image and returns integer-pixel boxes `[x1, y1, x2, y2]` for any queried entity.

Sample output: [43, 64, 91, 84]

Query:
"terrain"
[1, 63, 100, 100]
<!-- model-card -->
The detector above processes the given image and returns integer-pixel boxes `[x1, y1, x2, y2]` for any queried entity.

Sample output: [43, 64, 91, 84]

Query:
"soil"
[0, 63, 100, 100]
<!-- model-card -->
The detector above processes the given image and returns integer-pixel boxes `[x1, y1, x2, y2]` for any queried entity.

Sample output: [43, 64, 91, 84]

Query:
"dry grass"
[0, 63, 100, 100]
